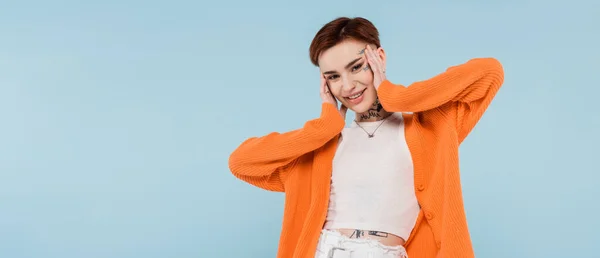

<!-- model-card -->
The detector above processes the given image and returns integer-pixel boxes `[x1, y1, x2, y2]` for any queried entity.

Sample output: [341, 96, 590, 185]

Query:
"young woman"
[228, 17, 504, 258]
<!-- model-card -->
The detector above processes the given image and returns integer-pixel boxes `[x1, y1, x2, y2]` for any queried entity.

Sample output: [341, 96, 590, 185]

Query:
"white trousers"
[314, 229, 408, 258]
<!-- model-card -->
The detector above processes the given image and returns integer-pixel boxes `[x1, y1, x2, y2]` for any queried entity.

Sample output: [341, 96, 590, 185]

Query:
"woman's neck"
[355, 99, 393, 122]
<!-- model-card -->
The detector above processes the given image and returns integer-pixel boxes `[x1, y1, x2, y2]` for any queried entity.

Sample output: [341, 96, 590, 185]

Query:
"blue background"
[1, 1, 598, 257]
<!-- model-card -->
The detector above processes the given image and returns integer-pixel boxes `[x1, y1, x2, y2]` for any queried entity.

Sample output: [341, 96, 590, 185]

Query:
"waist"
[315, 229, 408, 258]
[331, 228, 406, 247]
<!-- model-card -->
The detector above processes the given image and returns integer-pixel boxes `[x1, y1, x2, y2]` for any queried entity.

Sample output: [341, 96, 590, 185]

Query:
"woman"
[228, 17, 504, 258]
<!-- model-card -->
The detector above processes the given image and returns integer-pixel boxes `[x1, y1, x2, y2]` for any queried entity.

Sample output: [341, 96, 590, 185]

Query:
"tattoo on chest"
[349, 230, 389, 239]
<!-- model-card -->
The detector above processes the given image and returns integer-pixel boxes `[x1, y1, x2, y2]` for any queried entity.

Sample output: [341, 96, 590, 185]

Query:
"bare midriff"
[333, 228, 406, 247]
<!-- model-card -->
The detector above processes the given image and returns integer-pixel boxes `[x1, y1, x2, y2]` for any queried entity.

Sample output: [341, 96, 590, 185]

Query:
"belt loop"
[327, 247, 346, 258]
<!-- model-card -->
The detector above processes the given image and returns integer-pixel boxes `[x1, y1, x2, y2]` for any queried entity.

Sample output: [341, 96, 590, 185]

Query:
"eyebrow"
[323, 57, 363, 75]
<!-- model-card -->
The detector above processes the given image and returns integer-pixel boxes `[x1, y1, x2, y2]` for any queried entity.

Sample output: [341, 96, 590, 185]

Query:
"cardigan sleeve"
[228, 103, 345, 192]
[377, 57, 504, 142]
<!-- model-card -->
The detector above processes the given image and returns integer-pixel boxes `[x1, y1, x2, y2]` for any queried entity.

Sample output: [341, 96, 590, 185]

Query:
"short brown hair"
[309, 17, 381, 66]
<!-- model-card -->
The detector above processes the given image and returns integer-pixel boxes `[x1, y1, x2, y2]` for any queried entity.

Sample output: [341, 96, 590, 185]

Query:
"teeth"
[348, 92, 363, 99]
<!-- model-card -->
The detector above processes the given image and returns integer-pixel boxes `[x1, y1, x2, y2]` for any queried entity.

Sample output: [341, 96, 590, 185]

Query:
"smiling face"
[318, 39, 385, 114]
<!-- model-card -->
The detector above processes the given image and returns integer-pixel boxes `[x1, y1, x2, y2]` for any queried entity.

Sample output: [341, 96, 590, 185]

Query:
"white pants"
[314, 229, 408, 258]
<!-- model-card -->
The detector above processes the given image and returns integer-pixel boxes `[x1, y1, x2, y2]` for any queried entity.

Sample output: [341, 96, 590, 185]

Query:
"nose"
[341, 76, 355, 93]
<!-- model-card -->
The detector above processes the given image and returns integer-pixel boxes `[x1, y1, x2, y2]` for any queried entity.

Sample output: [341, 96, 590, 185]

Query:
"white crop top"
[324, 113, 420, 240]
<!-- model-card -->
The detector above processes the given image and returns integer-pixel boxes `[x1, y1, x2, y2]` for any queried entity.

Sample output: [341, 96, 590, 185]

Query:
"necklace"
[353, 116, 389, 138]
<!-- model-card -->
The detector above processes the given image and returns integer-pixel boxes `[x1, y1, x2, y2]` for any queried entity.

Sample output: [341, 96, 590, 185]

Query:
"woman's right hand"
[320, 74, 348, 118]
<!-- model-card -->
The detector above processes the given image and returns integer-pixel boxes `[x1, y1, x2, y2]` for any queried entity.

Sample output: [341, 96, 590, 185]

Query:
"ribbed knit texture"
[229, 57, 504, 258]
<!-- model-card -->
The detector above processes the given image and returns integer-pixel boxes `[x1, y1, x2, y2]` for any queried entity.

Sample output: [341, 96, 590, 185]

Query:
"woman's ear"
[377, 47, 386, 68]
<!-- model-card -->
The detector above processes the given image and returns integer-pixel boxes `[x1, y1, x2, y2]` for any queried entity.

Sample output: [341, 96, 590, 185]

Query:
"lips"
[345, 89, 366, 100]
[344, 89, 366, 105]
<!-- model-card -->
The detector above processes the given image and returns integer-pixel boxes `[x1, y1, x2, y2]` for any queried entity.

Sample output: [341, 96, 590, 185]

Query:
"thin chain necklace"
[353, 116, 389, 138]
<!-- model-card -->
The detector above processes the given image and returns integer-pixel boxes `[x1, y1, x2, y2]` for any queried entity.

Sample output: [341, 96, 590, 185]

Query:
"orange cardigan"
[229, 57, 504, 258]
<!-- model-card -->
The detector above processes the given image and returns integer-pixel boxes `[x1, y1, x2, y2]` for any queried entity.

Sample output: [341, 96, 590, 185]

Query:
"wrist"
[320, 103, 345, 130]
[322, 100, 336, 106]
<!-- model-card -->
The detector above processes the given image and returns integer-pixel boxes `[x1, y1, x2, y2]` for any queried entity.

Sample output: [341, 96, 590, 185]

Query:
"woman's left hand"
[364, 45, 386, 90]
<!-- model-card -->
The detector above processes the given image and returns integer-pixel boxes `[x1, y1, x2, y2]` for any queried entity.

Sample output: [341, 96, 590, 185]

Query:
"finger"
[323, 77, 332, 94]
[364, 46, 377, 73]
[370, 47, 383, 75]
[339, 104, 347, 117]
[320, 74, 327, 94]
[375, 48, 385, 74]
[329, 85, 338, 103]
[366, 52, 381, 81]
[368, 46, 383, 74]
